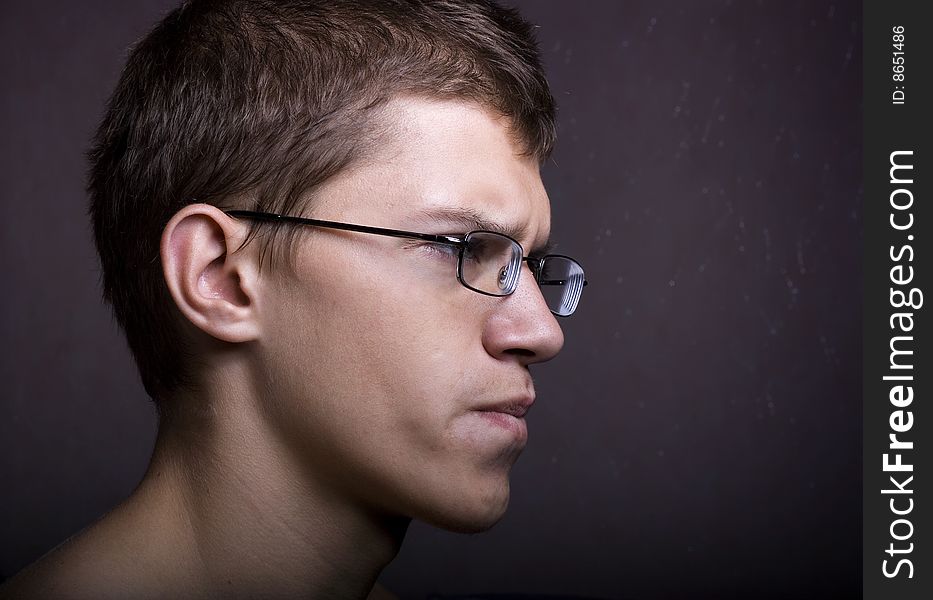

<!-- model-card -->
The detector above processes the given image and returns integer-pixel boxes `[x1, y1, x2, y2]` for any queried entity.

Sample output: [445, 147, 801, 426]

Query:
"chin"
[423, 507, 508, 534]
[417, 480, 512, 534]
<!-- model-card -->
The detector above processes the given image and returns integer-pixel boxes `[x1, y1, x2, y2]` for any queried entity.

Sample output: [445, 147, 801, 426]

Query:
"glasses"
[225, 210, 587, 316]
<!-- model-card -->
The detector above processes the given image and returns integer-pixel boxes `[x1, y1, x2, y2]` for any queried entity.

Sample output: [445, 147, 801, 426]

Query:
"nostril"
[505, 348, 535, 358]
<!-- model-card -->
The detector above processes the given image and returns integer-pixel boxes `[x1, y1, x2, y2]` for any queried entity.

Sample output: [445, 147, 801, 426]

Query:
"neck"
[127, 386, 410, 599]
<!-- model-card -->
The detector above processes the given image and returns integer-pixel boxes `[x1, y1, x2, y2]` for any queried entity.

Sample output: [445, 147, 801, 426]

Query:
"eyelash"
[406, 241, 461, 261]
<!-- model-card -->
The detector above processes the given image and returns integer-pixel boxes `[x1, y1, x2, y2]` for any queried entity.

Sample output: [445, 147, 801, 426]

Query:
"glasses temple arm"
[225, 210, 465, 247]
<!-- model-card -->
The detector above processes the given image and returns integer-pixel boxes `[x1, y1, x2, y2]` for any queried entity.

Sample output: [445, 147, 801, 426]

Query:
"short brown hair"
[88, 0, 556, 402]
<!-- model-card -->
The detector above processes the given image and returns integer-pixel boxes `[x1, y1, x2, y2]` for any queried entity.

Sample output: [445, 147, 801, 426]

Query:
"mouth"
[471, 394, 535, 440]
[475, 395, 535, 418]
[474, 409, 528, 440]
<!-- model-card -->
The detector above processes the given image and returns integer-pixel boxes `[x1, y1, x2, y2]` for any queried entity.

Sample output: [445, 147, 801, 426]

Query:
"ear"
[161, 203, 261, 343]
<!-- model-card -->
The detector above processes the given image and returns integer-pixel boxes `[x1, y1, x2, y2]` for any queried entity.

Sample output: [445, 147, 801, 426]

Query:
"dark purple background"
[0, 1, 861, 598]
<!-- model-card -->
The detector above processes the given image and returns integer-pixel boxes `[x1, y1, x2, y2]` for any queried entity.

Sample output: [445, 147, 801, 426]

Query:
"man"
[1, 0, 586, 598]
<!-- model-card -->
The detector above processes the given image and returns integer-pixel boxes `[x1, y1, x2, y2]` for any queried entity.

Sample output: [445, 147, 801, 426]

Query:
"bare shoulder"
[0, 529, 113, 599]
[0, 500, 181, 600]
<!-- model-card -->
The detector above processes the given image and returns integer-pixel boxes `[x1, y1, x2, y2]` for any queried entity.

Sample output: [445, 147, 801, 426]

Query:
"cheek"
[262, 258, 478, 443]
[299, 250, 476, 401]
[257, 247, 520, 515]
[255, 272, 521, 531]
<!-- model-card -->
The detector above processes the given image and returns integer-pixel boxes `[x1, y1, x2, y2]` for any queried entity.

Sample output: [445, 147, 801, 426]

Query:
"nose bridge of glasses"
[522, 256, 542, 280]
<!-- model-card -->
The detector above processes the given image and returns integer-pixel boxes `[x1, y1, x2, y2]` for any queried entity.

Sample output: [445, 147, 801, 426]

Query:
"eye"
[497, 265, 509, 286]
[418, 242, 460, 261]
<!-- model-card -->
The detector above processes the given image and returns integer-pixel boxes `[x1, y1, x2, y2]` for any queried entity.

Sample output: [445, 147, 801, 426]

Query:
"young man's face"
[255, 96, 564, 532]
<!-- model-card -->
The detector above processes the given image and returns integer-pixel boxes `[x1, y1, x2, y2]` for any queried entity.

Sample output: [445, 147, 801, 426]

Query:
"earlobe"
[160, 204, 261, 343]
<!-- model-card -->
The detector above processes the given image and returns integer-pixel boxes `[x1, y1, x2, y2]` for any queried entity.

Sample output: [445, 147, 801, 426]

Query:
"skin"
[0, 96, 564, 599]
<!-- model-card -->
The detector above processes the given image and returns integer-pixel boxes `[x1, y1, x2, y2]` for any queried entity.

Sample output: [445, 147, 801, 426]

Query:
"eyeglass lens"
[458, 232, 585, 316]
[537, 256, 585, 316]
[458, 232, 522, 296]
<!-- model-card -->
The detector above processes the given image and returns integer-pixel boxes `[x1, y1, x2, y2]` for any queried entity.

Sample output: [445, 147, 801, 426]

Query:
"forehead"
[313, 96, 552, 251]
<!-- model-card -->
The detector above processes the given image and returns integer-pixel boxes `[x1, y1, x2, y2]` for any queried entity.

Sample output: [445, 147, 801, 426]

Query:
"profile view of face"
[255, 96, 565, 532]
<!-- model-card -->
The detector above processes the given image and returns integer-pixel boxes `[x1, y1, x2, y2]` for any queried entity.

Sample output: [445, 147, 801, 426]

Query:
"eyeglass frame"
[223, 209, 587, 316]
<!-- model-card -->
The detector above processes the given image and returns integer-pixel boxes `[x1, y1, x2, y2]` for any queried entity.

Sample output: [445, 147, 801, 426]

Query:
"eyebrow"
[413, 206, 555, 256]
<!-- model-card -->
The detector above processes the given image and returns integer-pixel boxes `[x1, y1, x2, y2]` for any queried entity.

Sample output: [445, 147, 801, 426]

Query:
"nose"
[482, 263, 565, 366]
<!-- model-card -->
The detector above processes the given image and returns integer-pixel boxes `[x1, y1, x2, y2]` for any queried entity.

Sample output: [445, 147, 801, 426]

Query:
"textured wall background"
[0, 1, 861, 598]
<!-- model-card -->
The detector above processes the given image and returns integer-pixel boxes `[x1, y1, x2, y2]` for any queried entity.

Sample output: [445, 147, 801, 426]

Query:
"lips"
[474, 396, 535, 418]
